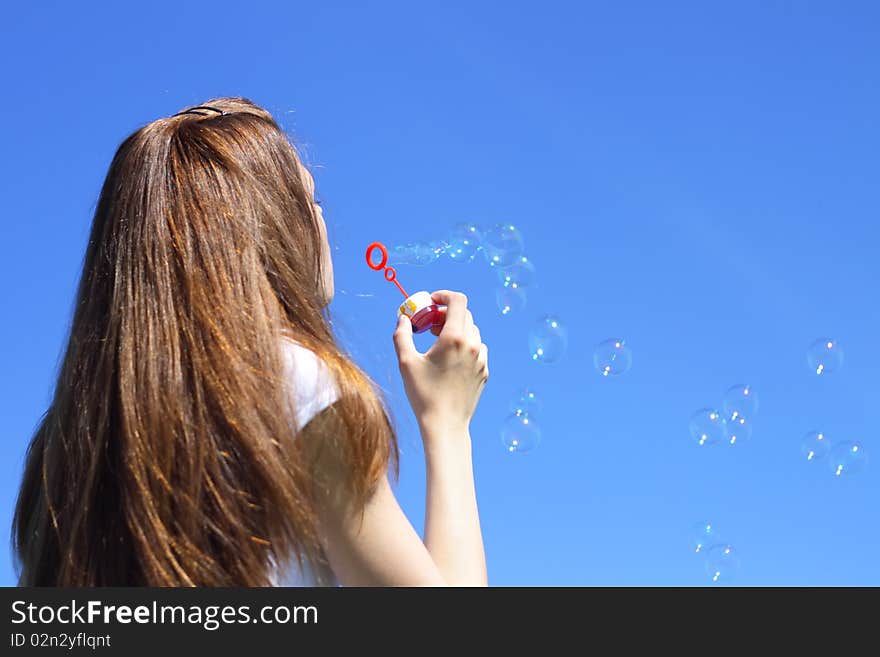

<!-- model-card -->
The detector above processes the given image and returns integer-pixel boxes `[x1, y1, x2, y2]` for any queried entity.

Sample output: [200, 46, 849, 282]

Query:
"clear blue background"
[2, 1, 878, 586]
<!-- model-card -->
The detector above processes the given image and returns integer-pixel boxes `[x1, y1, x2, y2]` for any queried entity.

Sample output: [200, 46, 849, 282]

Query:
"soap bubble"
[410, 242, 440, 265]
[496, 286, 527, 316]
[690, 521, 723, 554]
[391, 243, 420, 265]
[482, 223, 525, 267]
[446, 223, 481, 262]
[497, 256, 536, 289]
[592, 338, 632, 377]
[510, 388, 542, 417]
[801, 431, 831, 463]
[722, 384, 759, 421]
[501, 413, 542, 453]
[528, 315, 568, 363]
[705, 544, 741, 584]
[724, 415, 752, 446]
[689, 408, 726, 447]
[807, 338, 844, 376]
[393, 242, 438, 266]
[829, 441, 867, 477]
[428, 240, 448, 258]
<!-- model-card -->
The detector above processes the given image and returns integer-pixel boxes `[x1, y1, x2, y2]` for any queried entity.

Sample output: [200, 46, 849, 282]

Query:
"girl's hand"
[393, 290, 489, 437]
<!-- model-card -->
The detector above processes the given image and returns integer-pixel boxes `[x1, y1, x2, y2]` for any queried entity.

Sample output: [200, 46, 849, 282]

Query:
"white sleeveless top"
[268, 337, 340, 586]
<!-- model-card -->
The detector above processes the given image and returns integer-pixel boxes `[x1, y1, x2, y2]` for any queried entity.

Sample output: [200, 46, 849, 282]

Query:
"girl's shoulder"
[278, 336, 340, 431]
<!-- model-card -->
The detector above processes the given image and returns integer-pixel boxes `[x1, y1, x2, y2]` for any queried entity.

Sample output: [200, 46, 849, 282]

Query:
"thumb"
[392, 314, 417, 361]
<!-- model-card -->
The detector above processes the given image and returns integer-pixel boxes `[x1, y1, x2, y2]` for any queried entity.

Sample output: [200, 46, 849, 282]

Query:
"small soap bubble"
[828, 441, 867, 477]
[409, 241, 440, 265]
[510, 388, 543, 417]
[482, 223, 525, 268]
[497, 256, 536, 289]
[722, 384, 759, 421]
[336, 289, 375, 299]
[689, 408, 726, 447]
[724, 415, 752, 446]
[501, 413, 542, 453]
[705, 544, 741, 585]
[806, 338, 844, 376]
[496, 286, 527, 316]
[429, 239, 448, 258]
[528, 315, 568, 363]
[592, 338, 632, 377]
[801, 431, 831, 463]
[690, 521, 723, 554]
[391, 243, 419, 265]
[446, 223, 481, 262]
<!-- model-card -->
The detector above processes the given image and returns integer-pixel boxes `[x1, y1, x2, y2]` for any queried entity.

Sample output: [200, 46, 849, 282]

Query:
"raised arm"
[304, 290, 488, 586]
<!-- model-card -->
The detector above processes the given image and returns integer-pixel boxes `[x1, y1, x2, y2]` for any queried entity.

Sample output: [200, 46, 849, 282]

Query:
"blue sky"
[2, 1, 878, 585]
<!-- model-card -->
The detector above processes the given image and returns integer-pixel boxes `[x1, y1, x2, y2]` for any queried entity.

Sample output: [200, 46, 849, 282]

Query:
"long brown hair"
[12, 97, 397, 586]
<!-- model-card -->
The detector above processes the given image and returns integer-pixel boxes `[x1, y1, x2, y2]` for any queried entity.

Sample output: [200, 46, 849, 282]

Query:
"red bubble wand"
[365, 242, 409, 298]
[365, 241, 444, 334]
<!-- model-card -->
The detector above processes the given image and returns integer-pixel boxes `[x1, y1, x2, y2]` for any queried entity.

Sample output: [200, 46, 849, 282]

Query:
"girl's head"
[13, 97, 396, 585]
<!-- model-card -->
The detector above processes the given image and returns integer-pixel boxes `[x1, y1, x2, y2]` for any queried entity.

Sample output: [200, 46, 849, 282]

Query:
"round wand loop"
[365, 242, 409, 298]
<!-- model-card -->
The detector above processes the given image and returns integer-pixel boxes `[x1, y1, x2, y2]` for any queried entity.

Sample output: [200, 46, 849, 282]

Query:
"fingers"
[478, 343, 489, 382]
[426, 291, 487, 377]
[392, 314, 418, 365]
[431, 290, 468, 332]
[465, 314, 484, 365]
[464, 309, 474, 334]
[429, 307, 477, 343]
[430, 306, 447, 336]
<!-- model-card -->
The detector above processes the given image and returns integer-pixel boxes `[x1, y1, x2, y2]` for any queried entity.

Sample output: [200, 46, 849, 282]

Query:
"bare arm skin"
[303, 290, 488, 586]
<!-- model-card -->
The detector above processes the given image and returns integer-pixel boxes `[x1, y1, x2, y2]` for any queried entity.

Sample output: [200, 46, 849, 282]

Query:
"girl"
[12, 97, 488, 586]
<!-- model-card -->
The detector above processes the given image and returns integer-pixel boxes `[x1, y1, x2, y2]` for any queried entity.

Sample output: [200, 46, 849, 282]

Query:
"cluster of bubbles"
[395, 227, 631, 457]
[801, 336, 868, 476]
[392, 223, 537, 318]
[689, 384, 758, 448]
[394, 224, 572, 455]
[508, 316, 568, 456]
[686, 337, 865, 583]
[689, 522, 741, 585]
[800, 432, 867, 476]
[501, 388, 543, 453]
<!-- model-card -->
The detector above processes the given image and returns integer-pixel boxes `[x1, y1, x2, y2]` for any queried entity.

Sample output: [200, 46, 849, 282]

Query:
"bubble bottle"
[366, 242, 445, 334]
